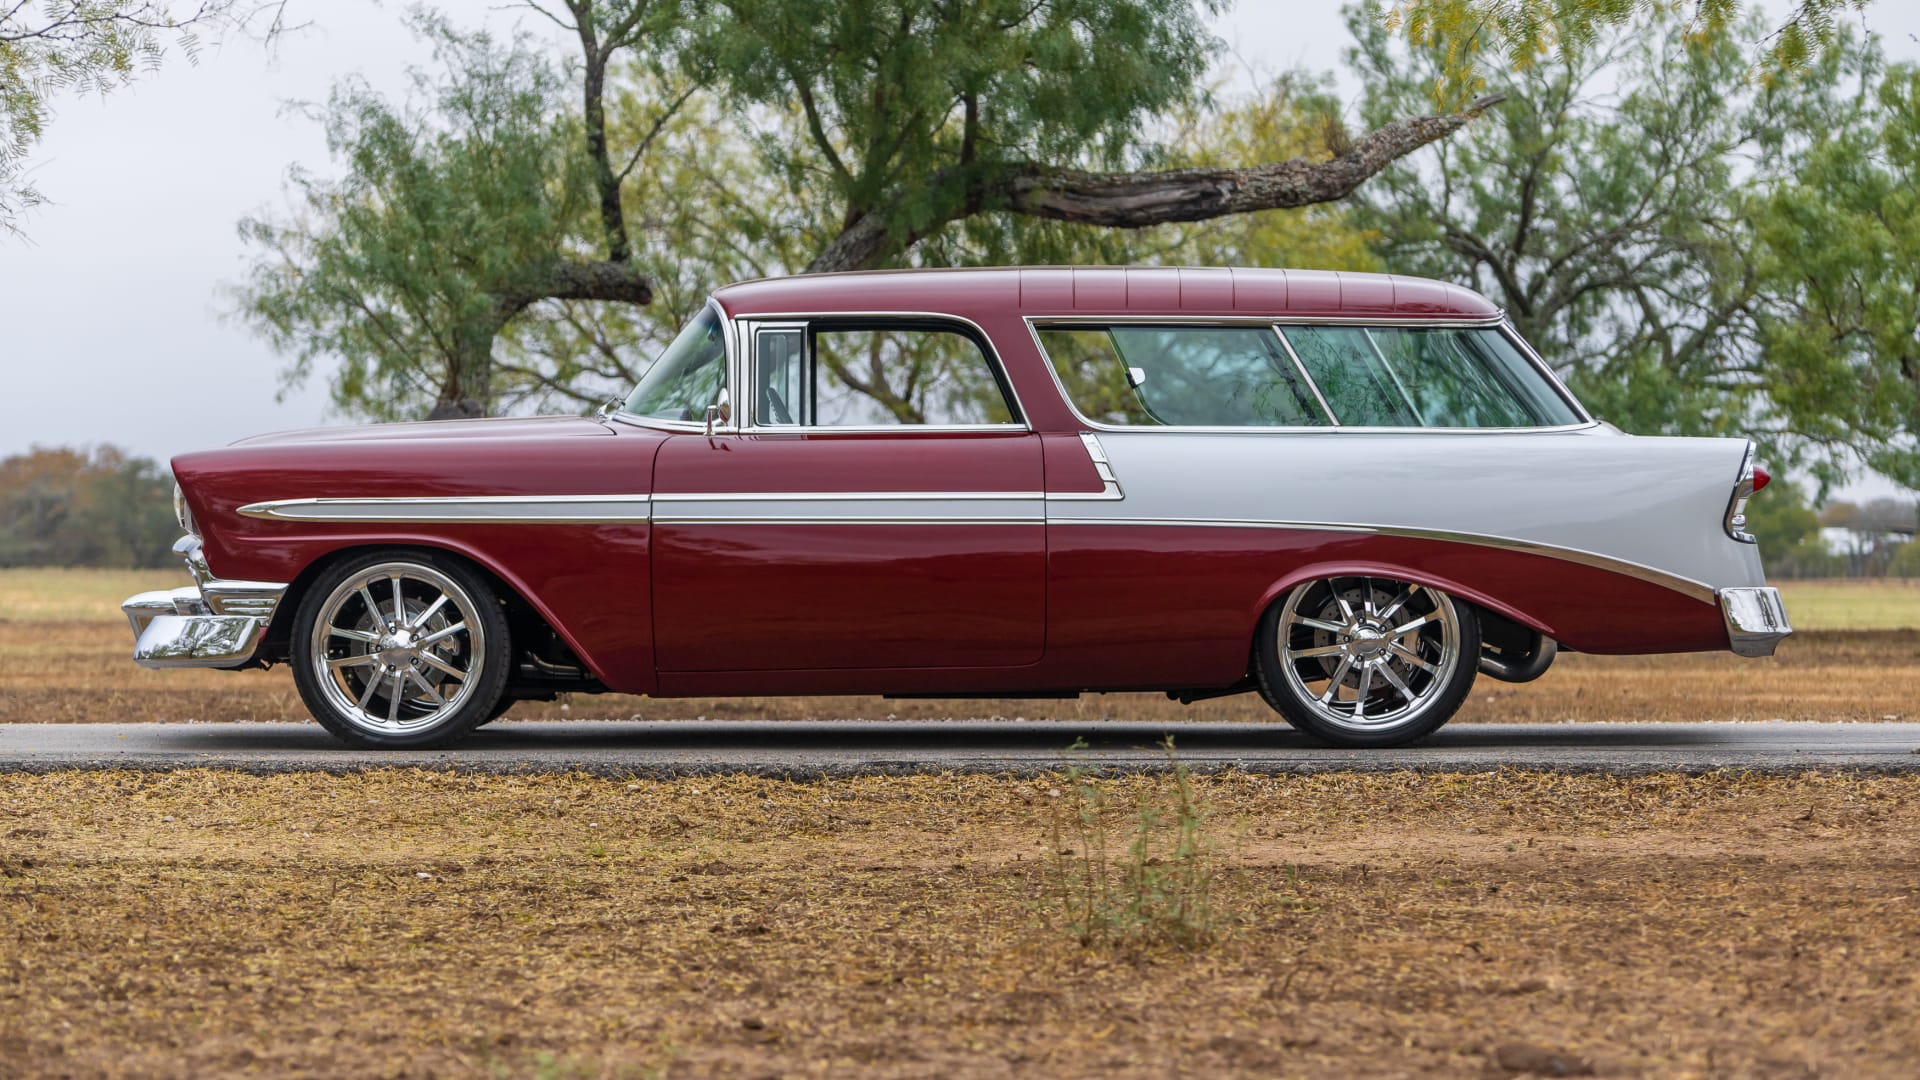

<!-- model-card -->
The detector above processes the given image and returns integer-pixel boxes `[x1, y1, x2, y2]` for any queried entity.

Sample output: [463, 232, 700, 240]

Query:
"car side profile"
[124, 266, 1791, 749]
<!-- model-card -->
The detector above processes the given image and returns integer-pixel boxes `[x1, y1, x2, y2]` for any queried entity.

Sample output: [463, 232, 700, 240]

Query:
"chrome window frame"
[726, 310, 1030, 434]
[609, 298, 741, 436]
[1024, 314, 1597, 435]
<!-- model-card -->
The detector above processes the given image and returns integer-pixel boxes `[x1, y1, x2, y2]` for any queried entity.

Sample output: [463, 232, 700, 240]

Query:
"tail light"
[1725, 445, 1762, 544]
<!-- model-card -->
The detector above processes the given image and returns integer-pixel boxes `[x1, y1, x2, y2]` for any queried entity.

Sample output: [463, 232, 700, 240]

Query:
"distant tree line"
[0, 447, 178, 568]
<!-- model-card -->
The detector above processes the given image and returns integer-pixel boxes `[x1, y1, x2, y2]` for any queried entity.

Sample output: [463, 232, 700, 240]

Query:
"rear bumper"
[122, 536, 288, 669]
[1719, 587, 1792, 658]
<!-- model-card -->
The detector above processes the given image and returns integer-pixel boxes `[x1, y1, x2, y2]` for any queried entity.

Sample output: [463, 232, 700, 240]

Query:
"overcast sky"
[1, 1, 1915, 499]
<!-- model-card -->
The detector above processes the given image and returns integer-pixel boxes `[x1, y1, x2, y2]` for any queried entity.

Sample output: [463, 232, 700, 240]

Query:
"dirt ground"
[2, 769, 1917, 1078]
[5, 617, 1915, 726]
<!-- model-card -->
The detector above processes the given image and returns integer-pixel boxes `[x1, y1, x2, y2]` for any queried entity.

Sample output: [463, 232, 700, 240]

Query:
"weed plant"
[1044, 737, 1219, 949]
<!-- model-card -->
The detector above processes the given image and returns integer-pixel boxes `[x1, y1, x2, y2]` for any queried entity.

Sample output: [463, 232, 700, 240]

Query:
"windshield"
[622, 307, 728, 422]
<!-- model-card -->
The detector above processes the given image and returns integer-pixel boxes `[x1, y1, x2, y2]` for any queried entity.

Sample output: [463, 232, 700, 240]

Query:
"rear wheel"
[1253, 575, 1479, 748]
[290, 552, 510, 749]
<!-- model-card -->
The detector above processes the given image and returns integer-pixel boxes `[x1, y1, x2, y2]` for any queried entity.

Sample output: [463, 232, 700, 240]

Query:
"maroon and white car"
[125, 267, 1790, 749]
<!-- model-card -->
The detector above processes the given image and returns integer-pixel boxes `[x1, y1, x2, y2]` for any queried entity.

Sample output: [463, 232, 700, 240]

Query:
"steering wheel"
[761, 382, 795, 425]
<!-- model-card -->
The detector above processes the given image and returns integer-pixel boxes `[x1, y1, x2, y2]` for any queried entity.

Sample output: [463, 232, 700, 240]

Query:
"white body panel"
[1063, 427, 1765, 601]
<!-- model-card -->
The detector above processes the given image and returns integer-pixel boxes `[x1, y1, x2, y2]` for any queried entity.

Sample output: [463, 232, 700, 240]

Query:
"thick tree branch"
[803, 97, 1505, 274]
[1000, 95, 1506, 229]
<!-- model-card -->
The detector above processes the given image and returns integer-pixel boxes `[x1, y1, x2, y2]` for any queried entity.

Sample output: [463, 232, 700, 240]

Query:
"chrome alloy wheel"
[308, 562, 486, 736]
[1275, 576, 1462, 733]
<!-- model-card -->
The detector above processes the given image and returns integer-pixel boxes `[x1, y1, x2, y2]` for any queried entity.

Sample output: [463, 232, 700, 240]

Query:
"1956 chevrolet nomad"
[125, 267, 1790, 749]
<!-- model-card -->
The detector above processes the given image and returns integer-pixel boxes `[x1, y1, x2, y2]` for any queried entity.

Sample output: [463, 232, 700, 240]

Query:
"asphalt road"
[0, 720, 1916, 776]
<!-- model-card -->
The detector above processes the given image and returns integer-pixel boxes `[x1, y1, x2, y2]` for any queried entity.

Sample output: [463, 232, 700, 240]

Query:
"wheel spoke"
[1318, 655, 1354, 704]
[1353, 667, 1372, 720]
[357, 586, 385, 628]
[1287, 643, 1347, 660]
[407, 667, 446, 705]
[417, 650, 469, 682]
[1288, 615, 1348, 634]
[1331, 585, 1355, 621]
[409, 593, 450, 631]
[417, 621, 467, 648]
[1377, 586, 1420, 623]
[328, 627, 380, 644]
[387, 672, 403, 723]
[391, 575, 406, 627]
[327, 654, 377, 671]
[1393, 612, 1438, 634]
[1390, 641, 1437, 673]
[1361, 578, 1375, 617]
[1378, 663, 1415, 702]
[356, 670, 381, 711]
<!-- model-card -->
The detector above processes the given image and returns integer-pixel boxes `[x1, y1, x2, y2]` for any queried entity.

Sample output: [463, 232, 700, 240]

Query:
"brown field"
[3, 768, 1918, 1077]
[5, 574, 1920, 1077]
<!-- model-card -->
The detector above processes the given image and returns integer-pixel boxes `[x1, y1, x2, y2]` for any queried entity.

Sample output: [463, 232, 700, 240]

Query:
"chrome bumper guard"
[122, 537, 289, 669]
[1719, 586, 1792, 658]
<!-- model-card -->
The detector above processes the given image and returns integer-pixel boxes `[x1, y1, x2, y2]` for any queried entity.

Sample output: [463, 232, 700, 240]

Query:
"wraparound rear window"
[1036, 323, 1581, 429]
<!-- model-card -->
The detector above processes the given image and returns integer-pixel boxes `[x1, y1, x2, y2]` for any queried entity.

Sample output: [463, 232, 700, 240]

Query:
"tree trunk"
[424, 259, 656, 419]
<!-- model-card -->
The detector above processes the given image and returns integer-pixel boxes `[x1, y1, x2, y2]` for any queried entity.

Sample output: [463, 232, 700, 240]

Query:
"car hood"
[228, 415, 617, 448]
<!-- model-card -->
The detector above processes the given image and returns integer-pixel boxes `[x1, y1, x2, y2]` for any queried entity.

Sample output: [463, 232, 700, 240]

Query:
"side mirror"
[704, 404, 721, 437]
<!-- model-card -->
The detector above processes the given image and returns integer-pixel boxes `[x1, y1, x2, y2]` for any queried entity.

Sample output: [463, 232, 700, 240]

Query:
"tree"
[0, 446, 177, 568]
[1348, 2, 1908, 484]
[1748, 63, 1920, 489]
[1742, 479, 1840, 577]
[1386, 0, 1874, 103]
[0, 0, 290, 235]
[239, 0, 1495, 419]
[695, 0, 1494, 274]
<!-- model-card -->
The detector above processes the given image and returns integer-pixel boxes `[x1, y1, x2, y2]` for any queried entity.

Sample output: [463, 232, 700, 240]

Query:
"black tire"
[475, 695, 516, 727]
[289, 550, 512, 750]
[1252, 575, 1480, 748]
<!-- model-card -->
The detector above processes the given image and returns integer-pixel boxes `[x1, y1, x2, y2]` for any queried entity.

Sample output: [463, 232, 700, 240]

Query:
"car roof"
[710, 266, 1501, 321]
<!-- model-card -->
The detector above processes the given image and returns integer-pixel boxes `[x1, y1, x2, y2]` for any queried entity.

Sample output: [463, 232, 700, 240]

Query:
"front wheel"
[290, 552, 511, 749]
[1253, 575, 1480, 748]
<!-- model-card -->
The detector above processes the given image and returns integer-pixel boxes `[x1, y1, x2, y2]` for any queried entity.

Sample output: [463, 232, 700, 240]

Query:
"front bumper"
[122, 537, 289, 669]
[1719, 586, 1792, 658]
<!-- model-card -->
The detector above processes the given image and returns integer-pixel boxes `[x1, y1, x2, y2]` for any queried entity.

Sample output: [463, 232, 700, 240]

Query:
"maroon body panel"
[652, 432, 1046, 670]
[172, 417, 668, 693]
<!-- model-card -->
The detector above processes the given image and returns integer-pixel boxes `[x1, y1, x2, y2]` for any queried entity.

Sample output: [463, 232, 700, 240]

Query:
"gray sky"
[1, 1, 1915, 499]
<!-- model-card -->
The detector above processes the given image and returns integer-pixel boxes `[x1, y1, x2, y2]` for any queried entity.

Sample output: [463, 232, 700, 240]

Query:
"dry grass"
[2, 769, 1917, 1077]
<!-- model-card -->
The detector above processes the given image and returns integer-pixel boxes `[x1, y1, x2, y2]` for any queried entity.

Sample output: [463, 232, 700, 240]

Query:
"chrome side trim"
[1049, 433, 1126, 502]
[237, 495, 656, 524]
[1046, 515, 1720, 604]
[1719, 586, 1792, 657]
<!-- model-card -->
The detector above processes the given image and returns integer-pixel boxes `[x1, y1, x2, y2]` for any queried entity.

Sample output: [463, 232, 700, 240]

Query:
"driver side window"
[751, 320, 1018, 428]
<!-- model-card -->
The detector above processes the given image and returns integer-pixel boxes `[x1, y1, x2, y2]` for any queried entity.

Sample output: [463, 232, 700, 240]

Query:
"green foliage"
[0, 446, 177, 569]
[1749, 63, 1920, 489]
[1744, 479, 1843, 577]
[1044, 739, 1219, 950]
[693, 0, 1224, 264]
[1350, 2, 1911, 484]
[234, 15, 598, 420]
[1385, 0, 1873, 105]
[1890, 536, 1920, 579]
